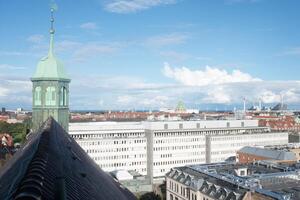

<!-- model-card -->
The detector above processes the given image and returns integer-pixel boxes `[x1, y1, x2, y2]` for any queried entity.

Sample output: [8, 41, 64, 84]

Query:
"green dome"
[176, 100, 186, 111]
[32, 34, 69, 80]
[33, 54, 67, 79]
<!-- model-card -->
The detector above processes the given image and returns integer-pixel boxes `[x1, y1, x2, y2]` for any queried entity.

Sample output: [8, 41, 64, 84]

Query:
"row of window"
[159, 151, 205, 157]
[113, 139, 146, 144]
[154, 128, 267, 138]
[161, 154, 172, 158]
[84, 146, 146, 153]
[155, 138, 205, 144]
[154, 145, 205, 151]
[98, 162, 147, 169]
[163, 121, 242, 131]
[154, 159, 205, 166]
[34, 86, 68, 106]
[164, 123, 201, 130]
[71, 128, 269, 141]
[71, 132, 144, 139]
[211, 133, 284, 141]
[211, 150, 234, 155]
[96, 161, 147, 167]
[86, 147, 146, 153]
[91, 154, 146, 160]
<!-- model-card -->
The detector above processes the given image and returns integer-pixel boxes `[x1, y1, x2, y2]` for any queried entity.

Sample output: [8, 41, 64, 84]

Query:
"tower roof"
[32, 7, 69, 80]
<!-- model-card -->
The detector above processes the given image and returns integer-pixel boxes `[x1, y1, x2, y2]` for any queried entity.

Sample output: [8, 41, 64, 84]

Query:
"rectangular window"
[164, 124, 168, 130]
[179, 123, 183, 129]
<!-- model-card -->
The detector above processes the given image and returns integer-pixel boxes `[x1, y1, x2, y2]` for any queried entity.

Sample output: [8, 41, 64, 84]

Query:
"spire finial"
[50, 7, 55, 34]
[48, 3, 58, 57]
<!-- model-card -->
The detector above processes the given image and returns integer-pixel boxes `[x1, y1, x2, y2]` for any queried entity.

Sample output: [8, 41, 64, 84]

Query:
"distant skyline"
[1, 0, 300, 110]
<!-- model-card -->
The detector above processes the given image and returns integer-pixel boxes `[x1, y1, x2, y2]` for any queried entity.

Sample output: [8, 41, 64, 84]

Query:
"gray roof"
[167, 162, 300, 200]
[238, 146, 296, 161]
[166, 167, 246, 200]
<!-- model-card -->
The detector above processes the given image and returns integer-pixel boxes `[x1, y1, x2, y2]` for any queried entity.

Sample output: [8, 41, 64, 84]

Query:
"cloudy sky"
[1, 0, 300, 110]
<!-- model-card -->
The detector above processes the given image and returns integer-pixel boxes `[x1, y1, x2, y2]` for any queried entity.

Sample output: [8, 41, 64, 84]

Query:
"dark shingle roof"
[0, 117, 136, 200]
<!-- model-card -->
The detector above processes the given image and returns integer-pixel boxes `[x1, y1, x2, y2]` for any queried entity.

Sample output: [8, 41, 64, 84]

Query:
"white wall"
[143, 120, 258, 130]
[208, 132, 288, 163]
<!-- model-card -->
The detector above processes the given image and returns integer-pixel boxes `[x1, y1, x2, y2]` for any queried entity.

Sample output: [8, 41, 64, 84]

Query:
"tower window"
[46, 87, 56, 106]
[60, 87, 68, 106]
[34, 86, 41, 106]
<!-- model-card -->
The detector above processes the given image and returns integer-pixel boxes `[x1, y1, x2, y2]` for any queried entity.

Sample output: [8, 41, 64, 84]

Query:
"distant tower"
[259, 98, 262, 111]
[31, 7, 71, 131]
[280, 93, 284, 110]
[243, 97, 246, 113]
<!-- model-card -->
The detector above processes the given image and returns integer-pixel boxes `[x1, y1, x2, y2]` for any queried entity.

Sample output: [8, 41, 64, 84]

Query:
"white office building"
[69, 122, 147, 175]
[69, 120, 288, 180]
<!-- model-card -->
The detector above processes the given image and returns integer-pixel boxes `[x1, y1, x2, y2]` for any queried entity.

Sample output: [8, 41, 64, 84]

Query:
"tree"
[0, 120, 30, 144]
[139, 192, 161, 200]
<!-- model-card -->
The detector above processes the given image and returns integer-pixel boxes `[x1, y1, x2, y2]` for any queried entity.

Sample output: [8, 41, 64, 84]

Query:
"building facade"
[69, 120, 289, 180]
[207, 132, 288, 163]
[31, 8, 70, 131]
[70, 122, 147, 175]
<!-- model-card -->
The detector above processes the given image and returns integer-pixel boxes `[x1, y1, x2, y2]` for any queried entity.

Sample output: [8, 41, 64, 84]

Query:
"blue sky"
[1, 0, 300, 110]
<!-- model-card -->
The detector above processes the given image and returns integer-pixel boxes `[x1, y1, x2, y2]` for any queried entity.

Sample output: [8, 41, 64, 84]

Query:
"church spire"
[48, 6, 56, 57]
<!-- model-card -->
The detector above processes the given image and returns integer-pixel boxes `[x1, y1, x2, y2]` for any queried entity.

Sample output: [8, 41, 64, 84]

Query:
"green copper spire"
[48, 7, 55, 57]
[31, 5, 71, 132]
[32, 6, 69, 80]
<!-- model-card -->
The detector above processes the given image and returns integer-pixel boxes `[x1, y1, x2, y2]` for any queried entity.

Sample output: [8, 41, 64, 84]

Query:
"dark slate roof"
[0, 117, 136, 200]
[166, 167, 246, 200]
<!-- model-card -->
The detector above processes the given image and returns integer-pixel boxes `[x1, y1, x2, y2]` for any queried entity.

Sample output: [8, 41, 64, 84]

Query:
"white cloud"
[0, 76, 32, 107]
[25, 37, 119, 61]
[0, 87, 9, 97]
[72, 43, 119, 61]
[80, 22, 98, 30]
[27, 34, 45, 43]
[163, 62, 261, 86]
[116, 94, 170, 108]
[258, 89, 300, 104]
[0, 51, 32, 56]
[259, 90, 280, 103]
[56, 40, 81, 52]
[160, 51, 190, 61]
[104, 0, 177, 14]
[0, 64, 25, 70]
[1, 72, 300, 110]
[142, 95, 169, 106]
[203, 86, 231, 104]
[146, 33, 188, 47]
[117, 95, 135, 105]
